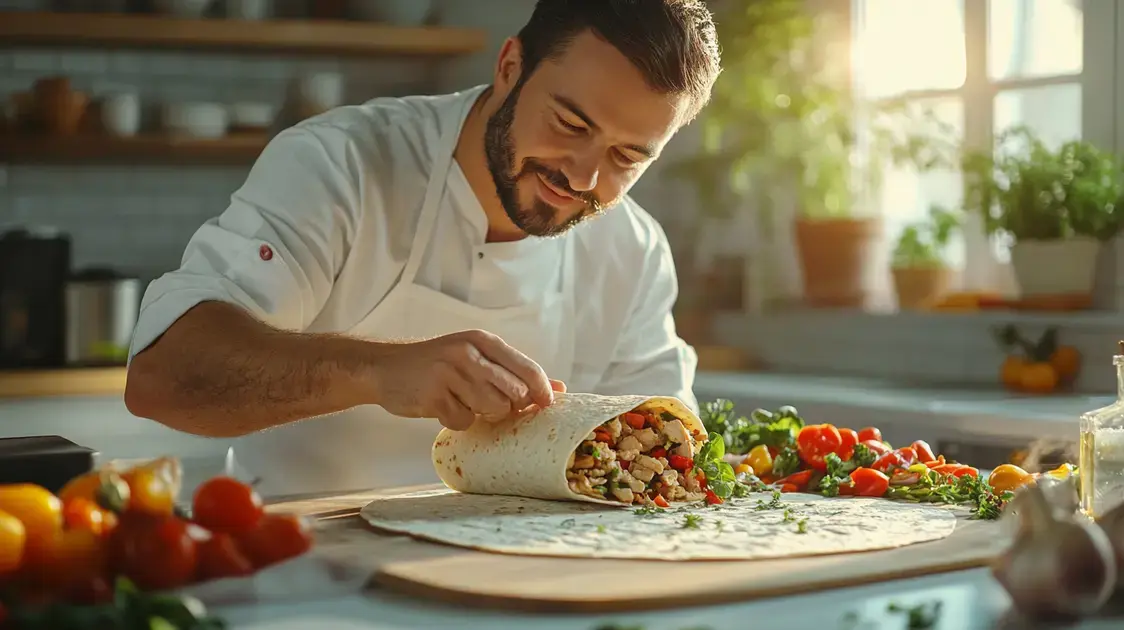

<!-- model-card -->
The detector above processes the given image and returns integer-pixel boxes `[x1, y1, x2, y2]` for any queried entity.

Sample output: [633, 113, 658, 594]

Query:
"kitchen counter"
[0, 367, 127, 399]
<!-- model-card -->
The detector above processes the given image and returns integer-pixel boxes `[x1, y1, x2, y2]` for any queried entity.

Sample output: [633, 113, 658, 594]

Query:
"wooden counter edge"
[0, 367, 128, 400]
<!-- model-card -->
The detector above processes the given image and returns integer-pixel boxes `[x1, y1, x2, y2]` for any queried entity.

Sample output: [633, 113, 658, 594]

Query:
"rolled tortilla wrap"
[431, 392, 707, 506]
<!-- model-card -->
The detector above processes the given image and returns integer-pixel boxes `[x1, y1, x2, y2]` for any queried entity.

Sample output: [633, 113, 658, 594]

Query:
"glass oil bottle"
[1079, 341, 1124, 518]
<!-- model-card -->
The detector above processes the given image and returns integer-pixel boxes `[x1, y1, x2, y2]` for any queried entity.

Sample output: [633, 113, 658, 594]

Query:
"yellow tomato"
[0, 485, 61, 550]
[743, 445, 774, 477]
[733, 463, 751, 476]
[0, 508, 26, 574]
[988, 464, 1034, 495]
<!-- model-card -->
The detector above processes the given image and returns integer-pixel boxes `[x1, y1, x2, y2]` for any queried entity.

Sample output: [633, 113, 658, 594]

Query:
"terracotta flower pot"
[794, 217, 883, 308]
[892, 267, 955, 310]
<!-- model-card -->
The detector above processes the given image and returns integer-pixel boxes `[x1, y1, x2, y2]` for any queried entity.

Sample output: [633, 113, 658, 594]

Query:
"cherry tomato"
[0, 484, 61, 565]
[667, 454, 693, 472]
[743, 444, 773, 477]
[705, 490, 723, 505]
[121, 468, 176, 516]
[774, 470, 814, 491]
[932, 464, 979, 478]
[895, 447, 918, 464]
[652, 495, 670, 508]
[193, 477, 264, 534]
[861, 439, 890, 456]
[857, 427, 883, 443]
[65, 574, 113, 606]
[779, 483, 799, 493]
[850, 468, 890, 497]
[110, 514, 198, 591]
[58, 471, 106, 504]
[649, 447, 667, 459]
[910, 441, 937, 464]
[197, 531, 255, 581]
[838, 429, 859, 460]
[988, 464, 1034, 495]
[622, 413, 646, 430]
[237, 514, 313, 569]
[0, 509, 25, 574]
[25, 527, 108, 591]
[593, 430, 613, 444]
[796, 424, 843, 471]
[62, 497, 117, 537]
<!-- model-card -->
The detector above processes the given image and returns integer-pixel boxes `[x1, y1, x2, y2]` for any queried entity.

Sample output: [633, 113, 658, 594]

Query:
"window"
[851, 0, 1098, 294]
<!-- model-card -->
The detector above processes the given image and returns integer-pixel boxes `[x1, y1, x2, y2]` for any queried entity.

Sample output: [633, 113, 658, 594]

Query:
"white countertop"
[215, 567, 1124, 629]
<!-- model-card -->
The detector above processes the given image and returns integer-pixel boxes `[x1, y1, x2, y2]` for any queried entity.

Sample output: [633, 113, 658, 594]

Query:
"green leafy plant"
[891, 204, 961, 269]
[962, 126, 1124, 242]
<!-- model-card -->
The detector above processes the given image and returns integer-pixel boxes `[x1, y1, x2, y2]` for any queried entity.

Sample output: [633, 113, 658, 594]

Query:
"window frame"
[850, 0, 1116, 296]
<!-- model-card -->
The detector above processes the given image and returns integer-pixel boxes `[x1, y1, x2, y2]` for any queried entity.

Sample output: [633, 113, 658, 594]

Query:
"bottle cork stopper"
[1119, 340, 1124, 355]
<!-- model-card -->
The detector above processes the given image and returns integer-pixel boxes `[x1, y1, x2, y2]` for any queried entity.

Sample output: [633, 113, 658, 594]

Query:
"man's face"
[485, 30, 689, 238]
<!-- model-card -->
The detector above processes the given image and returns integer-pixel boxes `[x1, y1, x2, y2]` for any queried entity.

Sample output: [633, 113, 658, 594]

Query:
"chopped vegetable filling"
[566, 409, 708, 505]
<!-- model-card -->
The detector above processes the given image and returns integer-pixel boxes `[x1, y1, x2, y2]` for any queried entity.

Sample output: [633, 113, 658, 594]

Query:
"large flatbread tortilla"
[431, 392, 706, 506]
[359, 488, 958, 561]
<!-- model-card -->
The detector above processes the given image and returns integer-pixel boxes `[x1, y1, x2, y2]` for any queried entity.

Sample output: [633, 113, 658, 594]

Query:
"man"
[125, 0, 722, 497]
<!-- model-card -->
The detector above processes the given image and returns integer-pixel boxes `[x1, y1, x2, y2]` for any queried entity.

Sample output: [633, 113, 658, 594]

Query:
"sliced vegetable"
[774, 470, 814, 491]
[910, 440, 937, 464]
[850, 468, 890, 497]
[857, 427, 883, 443]
[622, 413, 646, 430]
[796, 424, 843, 471]
[872, 450, 911, 473]
[667, 454, 693, 472]
[861, 439, 890, 456]
[838, 428, 859, 460]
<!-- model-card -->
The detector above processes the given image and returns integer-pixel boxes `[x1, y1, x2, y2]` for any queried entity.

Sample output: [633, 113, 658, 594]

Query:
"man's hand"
[369, 330, 559, 430]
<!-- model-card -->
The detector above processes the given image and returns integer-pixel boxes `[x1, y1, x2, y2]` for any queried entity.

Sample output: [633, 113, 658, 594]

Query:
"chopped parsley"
[596, 524, 607, 534]
[634, 505, 666, 517]
[888, 600, 943, 629]
[796, 518, 807, 534]
[755, 490, 783, 511]
[715, 519, 725, 532]
[782, 507, 795, 522]
[559, 518, 576, 528]
[682, 513, 703, 529]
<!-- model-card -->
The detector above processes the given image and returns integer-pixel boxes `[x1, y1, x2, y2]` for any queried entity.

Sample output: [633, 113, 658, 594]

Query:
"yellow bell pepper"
[743, 444, 774, 477]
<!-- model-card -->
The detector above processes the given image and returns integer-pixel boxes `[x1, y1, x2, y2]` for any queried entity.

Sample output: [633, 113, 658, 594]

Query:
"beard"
[483, 79, 608, 238]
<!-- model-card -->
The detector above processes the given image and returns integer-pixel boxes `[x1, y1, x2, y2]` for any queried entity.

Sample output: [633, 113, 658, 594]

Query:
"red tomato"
[667, 455, 693, 471]
[796, 424, 843, 471]
[857, 427, 883, 443]
[925, 455, 947, 468]
[932, 464, 979, 478]
[849, 468, 890, 497]
[774, 470, 814, 491]
[62, 497, 116, 537]
[197, 532, 254, 581]
[705, 490, 723, 505]
[622, 413, 646, 430]
[652, 495, 670, 508]
[838, 429, 859, 460]
[872, 451, 909, 473]
[649, 447, 667, 459]
[192, 477, 264, 534]
[237, 514, 313, 570]
[779, 484, 799, 493]
[110, 514, 198, 591]
[861, 439, 890, 456]
[911, 440, 937, 463]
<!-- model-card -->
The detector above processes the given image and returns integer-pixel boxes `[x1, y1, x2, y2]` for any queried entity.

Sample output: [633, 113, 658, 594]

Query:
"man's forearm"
[125, 301, 376, 437]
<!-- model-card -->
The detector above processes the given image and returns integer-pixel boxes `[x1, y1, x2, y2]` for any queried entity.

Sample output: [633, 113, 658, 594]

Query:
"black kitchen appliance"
[0, 436, 96, 494]
[0, 228, 71, 369]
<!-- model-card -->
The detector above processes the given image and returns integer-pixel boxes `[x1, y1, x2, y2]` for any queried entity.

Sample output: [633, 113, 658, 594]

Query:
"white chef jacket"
[129, 86, 699, 413]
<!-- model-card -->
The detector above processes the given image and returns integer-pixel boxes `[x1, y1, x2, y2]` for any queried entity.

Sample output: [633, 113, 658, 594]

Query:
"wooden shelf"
[0, 367, 127, 400]
[0, 133, 269, 164]
[0, 11, 488, 57]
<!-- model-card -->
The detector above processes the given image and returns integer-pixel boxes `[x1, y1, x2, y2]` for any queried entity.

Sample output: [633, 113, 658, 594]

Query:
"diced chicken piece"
[661, 420, 693, 456]
[633, 455, 665, 475]
[610, 486, 635, 503]
[607, 418, 622, 439]
[635, 428, 659, 451]
[617, 435, 642, 453]
[573, 454, 596, 469]
[617, 470, 645, 493]
[586, 431, 597, 441]
[630, 465, 655, 483]
[618, 450, 639, 462]
[671, 485, 688, 500]
[569, 476, 595, 496]
[683, 471, 702, 493]
[660, 469, 679, 488]
[593, 442, 616, 462]
[684, 491, 705, 502]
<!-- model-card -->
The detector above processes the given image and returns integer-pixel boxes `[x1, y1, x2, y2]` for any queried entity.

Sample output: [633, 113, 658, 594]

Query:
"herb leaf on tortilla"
[694, 432, 739, 499]
[699, 400, 804, 455]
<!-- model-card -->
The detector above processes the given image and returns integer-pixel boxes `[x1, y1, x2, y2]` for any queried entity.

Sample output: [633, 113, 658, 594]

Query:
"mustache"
[519, 159, 602, 210]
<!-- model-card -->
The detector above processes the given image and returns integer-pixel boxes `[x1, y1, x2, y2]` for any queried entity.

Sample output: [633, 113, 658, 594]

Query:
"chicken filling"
[566, 408, 707, 505]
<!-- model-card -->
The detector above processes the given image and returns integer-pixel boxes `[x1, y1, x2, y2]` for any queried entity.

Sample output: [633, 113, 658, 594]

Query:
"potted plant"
[964, 127, 1124, 302]
[890, 204, 960, 310]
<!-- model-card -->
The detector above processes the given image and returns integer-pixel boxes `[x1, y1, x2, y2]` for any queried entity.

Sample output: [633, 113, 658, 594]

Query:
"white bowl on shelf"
[155, 0, 212, 18]
[351, 0, 434, 25]
[229, 102, 275, 130]
[165, 102, 229, 138]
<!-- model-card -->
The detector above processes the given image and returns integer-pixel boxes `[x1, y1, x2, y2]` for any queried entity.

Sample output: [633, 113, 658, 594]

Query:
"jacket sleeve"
[590, 218, 700, 413]
[128, 125, 361, 362]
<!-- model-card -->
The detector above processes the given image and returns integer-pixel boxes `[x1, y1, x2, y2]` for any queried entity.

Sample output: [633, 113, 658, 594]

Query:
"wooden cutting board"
[270, 486, 1008, 613]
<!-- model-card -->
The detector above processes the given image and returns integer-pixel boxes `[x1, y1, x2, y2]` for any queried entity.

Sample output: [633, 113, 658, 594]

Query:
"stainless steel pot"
[65, 269, 142, 366]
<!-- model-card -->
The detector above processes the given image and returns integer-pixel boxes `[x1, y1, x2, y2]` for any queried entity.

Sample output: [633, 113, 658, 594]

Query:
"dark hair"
[516, 0, 722, 120]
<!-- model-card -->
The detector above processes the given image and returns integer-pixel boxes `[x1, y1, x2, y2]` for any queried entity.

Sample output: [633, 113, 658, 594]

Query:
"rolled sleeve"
[592, 224, 699, 413]
[129, 125, 360, 362]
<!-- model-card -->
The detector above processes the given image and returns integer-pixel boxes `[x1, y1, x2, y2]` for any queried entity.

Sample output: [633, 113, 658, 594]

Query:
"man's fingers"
[549, 379, 566, 393]
[467, 331, 553, 407]
[437, 393, 475, 431]
[449, 365, 512, 418]
[476, 356, 532, 409]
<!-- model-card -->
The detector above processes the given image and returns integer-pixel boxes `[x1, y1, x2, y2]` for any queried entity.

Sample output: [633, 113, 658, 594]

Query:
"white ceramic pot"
[351, 0, 433, 25]
[164, 102, 229, 138]
[101, 92, 140, 137]
[1010, 236, 1102, 297]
